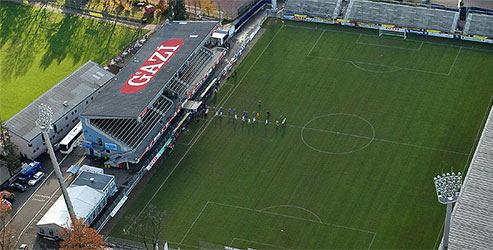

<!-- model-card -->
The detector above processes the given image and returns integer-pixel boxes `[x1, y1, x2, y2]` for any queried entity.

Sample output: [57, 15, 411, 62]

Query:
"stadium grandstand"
[284, 0, 343, 19]
[463, 8, 493, 37]
[344, 0, 460, 33]
[447, 107, 493, 249]
[80, 21, 226, 167]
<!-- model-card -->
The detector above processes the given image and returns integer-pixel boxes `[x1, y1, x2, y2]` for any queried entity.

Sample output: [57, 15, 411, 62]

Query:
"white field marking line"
[349, 61, 402, 73]
[418, 41, 424, 51]
[132, 25, 285, 230]
[295, 123, 467, 155]
[208, 201, 377, 235]
[6, 153, 70, 226]
[260, 204, 323, 223]
[300, 113, 376, 155]
[307, 30, 325, 56]
[368, 233, 377, 250]
[308, 55, 448, 76]
[218, 114, 467, 155]
[180, 119, 210, 146]
[230, 238, 287, 249]
[447, 47, 462, 76]
[433, 221, 445, 250]
[180, 201, 210, 244]
[15, 173, 72, 245]
[433, 92, 493, 249]
[284, 24, 493, 53]
[354, 34, 423, 52]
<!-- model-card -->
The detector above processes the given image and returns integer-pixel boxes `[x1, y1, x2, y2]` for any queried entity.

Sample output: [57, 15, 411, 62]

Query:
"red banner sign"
[120, 39, 184, 94]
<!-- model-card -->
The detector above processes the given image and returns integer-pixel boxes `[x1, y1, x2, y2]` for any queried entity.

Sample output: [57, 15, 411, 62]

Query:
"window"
[71, 111, 73, 115]
[86, 101, 88, 104]
[28, 143, 32, 147]
[91, 97, 94, 100]
[75, 109, 77, 113]
[65, 116, 68, 120]
[49, 230, 54, 236]
[40, 228, 45, 235]
[54, 124, 57, 133]
[98, 138, 103, 146]
[106, 150, 110, 153]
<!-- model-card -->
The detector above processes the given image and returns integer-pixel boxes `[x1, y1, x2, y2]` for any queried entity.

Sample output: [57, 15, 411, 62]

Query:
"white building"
[36, 169, 117, 238]
[4, 61, 114, 160]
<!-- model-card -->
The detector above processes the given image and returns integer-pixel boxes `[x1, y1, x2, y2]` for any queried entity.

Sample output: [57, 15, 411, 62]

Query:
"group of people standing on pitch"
[202, 104, 287, 127]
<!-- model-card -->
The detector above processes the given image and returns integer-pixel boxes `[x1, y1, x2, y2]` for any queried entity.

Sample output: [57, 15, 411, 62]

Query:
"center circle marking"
[300, 113, 375, 154]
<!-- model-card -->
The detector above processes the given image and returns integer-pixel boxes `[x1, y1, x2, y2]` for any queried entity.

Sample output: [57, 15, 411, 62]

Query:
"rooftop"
[81, 21, 218, 119]
[4, 61, 114, 142]
[449, 106, 493, 249]
[72, 171, 114, 191]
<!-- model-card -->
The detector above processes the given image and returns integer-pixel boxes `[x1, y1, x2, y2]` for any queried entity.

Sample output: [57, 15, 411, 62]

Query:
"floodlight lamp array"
[434, 172, 462, 204]
[37, 104, 53, 133]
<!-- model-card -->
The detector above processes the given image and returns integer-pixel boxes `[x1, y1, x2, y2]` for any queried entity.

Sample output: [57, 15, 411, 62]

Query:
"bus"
[60, 122, 82, 154]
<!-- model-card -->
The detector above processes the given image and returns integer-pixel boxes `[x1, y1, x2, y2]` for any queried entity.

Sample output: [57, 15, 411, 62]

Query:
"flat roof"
[448, 106, 493, 249]
[72, 170, 114, 191]
[81, 21, 218, 119]
[4, 61, 114, 142]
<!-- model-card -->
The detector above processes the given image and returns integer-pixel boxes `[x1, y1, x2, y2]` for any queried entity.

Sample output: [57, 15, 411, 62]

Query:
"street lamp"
[37, 104, 76, 220]
[433, 171, 462, 250]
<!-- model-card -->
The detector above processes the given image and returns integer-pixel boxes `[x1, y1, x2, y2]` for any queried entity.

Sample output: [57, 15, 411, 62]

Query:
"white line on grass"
[218, 115, 467, 155]
[230, 238, 287, 249]
[180, 201, 210, 244]
[182, 200, 376, 248]
[307, 30, 325, 56]
[284, 24, 493, 53]
[308, 55, 448, 75]
[354, 34, 423, 52]
[260, 204, 323, 223]
[447, 47, 462, 76]
[132, 25, 285, 231]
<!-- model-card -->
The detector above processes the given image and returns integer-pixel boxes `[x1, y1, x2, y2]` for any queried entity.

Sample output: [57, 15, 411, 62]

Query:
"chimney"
[90, 178, 95, 183]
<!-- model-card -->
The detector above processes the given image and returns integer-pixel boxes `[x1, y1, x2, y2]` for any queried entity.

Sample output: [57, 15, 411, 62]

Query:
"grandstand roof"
[464, 0, 493, 10]
[448, 106, 493, 249]
[5, 61, 113, 142]
[81, 21, 218, 119]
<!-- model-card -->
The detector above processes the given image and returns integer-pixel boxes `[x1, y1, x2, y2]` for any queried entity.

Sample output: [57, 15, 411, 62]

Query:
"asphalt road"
[7, 146, 86, 249]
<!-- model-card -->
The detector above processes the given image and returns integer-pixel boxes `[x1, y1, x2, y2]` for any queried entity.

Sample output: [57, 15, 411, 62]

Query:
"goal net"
[379, 27, 407, 39]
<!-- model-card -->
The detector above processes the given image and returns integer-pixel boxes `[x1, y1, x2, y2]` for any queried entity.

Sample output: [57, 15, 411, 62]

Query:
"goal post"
[379, 27, 407, 39]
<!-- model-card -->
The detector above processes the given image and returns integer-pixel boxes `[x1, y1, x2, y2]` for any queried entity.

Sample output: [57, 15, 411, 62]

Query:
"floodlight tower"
[37, 104, 76, 220]
[433, 172, 462, 250]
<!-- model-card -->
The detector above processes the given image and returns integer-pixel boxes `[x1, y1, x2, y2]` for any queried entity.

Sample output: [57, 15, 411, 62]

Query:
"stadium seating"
[284, 0, 343, 19]
[463, 12, 493, 37]
[166, 47, 213, 97]
[90, 95, 173, 148]
[344, 0, 459, 33]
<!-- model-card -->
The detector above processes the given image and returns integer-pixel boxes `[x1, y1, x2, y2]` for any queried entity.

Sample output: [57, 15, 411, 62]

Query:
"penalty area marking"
[301, 113, 376, 155]
[260, 204, 323, 223]
[230, 238, 287, 249]
[181, 201, 377, 249]
[300, 25, 459, 75]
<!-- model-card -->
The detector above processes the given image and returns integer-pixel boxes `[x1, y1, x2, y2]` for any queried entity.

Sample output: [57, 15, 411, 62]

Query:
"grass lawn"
[109, 19, 493, 249]
[0, 2, 145, 120]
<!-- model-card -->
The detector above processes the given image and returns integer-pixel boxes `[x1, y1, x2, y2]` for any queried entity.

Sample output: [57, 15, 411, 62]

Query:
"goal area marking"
[180, 201, 377, 249]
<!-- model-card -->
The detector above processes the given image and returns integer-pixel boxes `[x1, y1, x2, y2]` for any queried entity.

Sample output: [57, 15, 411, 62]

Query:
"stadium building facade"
[80, 21, 226, 167]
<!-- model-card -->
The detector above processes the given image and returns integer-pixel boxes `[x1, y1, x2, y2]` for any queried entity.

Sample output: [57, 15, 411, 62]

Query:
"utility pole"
[37, 104, 76, 220]
[433, 171, 462, 250]
[217, 0, 221, 23]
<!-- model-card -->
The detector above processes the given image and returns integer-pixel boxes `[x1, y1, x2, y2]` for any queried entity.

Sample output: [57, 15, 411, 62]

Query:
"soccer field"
[0, 3, 144, 120]
[110, 20, 493, 249]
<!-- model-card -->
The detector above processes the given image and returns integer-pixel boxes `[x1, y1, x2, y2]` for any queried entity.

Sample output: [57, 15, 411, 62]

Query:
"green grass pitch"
[0, 2, 145, 120]
[110, 19, 493, 249]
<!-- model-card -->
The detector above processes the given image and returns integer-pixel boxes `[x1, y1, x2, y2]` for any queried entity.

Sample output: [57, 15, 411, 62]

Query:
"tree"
[199, 0, 215, 16]
[58, 217, 105, 250]
[0, 202, 16, 250]
[3, 141, 19, 176]
[125, 205, 166, 250]
[168, 0, 188, 20]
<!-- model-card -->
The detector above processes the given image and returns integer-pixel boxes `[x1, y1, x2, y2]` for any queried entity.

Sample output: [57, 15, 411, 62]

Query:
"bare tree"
[0, 203, 16, 250]
[125, 205, 166, 250]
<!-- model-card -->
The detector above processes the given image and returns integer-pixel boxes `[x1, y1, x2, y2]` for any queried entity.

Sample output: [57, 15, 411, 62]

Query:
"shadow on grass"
[0, 1, 144, 81]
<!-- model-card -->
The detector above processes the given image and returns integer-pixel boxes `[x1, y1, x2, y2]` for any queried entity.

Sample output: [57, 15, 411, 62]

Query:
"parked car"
[0, 190, 15, 202]
[28, 172, 45, 186]
[1, 199, 12, 211]
[19, 244, 29, 250]
[8, 183, 27, 192]
[17, 161, 42, 183]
